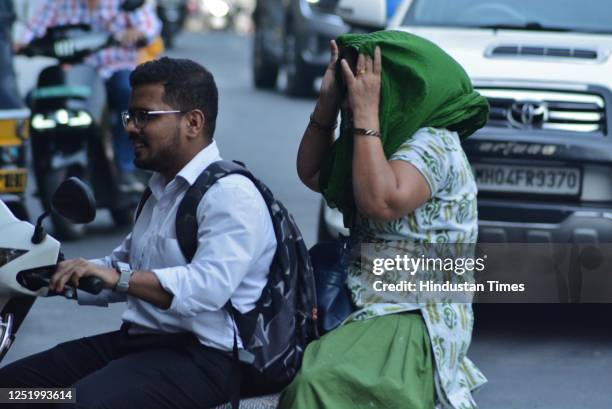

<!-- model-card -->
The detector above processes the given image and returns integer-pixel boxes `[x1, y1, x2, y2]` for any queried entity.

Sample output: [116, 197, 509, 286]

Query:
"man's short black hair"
[130, 57, 218, 139]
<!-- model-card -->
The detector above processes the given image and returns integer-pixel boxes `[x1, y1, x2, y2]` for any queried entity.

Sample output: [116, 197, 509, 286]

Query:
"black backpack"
[135, 160, 319, 392]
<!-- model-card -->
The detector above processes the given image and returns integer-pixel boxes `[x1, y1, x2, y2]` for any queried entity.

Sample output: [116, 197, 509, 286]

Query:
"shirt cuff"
[152, 267, 194, 317]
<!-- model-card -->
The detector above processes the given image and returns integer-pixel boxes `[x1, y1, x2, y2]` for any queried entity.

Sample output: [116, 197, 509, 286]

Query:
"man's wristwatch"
[112, 261, 132, 293]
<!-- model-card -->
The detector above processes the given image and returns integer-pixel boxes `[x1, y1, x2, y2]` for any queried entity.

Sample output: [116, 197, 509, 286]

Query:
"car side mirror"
[51, 177, 96, 224]
[336, 0, 387, 31]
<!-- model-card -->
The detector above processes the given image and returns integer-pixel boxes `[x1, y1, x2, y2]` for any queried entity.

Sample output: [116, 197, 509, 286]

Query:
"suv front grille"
[489, 45, 599, 60]
[477, 89, 607, 135]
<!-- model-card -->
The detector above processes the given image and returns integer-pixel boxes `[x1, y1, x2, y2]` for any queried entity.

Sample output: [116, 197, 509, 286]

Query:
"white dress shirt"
[77, 141, 276, 351]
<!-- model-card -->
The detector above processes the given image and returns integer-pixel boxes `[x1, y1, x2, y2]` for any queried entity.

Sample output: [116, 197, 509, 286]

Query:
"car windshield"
[402, 0, 612, 34]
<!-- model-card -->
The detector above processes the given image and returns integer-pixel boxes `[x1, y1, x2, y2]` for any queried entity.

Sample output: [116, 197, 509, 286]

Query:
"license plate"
[472, 163, 581, 195]
[0, 169, 27, 193]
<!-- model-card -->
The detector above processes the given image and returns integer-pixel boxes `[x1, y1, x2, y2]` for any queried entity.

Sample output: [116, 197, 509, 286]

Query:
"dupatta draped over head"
[318, 30, 489, 226]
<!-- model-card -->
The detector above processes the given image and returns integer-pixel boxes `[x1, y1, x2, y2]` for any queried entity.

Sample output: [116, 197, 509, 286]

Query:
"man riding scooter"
[14, 0, 161, 194]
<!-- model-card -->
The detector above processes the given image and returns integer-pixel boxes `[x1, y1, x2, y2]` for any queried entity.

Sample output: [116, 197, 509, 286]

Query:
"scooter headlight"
[0, 248, 28, 267]
[31, 114, 56, 130]
[68, 111, 92, 127]
[56, 109, 69, 125]
[31, 110, 93, 130]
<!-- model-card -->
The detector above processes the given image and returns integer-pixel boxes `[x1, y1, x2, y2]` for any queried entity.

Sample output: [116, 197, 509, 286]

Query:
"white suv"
[320, 0, 612, 246]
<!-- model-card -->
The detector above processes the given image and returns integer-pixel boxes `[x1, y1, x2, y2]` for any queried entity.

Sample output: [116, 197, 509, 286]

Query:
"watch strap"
[113, 261, 132, 293]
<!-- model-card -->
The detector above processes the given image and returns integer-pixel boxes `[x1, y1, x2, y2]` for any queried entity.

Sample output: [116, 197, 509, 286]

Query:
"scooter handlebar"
[18, 254, 105, 297]
[77, 276, 105, 295]
[56, 252, 105, 295]
[17, 30, 148, 61]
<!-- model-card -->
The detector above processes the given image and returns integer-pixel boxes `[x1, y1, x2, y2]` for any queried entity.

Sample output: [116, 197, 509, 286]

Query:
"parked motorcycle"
[0, 177, 103, 363]
[19, 25, 144, 240]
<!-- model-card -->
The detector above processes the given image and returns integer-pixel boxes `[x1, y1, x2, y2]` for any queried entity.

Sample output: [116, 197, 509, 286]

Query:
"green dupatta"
[318, 30, 489, 226]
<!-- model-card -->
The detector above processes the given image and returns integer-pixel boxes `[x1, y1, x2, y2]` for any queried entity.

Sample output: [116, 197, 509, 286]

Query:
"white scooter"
[0, 177, 103, 362]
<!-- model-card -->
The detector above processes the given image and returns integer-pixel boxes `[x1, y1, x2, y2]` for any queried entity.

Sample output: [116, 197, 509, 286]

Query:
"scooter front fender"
[0, 200, 60, 304]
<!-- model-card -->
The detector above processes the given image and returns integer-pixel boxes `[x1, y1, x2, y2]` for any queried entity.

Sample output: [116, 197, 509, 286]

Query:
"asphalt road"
[4, 31, 612, 409]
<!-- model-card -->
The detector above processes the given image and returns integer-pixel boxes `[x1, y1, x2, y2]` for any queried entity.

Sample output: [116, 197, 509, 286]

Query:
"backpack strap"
[133, 161, 252, 258]
[135, 187, 152, 222]
[176, 160, 253, 262]
[175, 160, 256, 409]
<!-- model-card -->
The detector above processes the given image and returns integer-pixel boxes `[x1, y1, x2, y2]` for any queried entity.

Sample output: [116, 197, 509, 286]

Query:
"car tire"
[284, 29, 314, 97]
[253, 29, 279, 89]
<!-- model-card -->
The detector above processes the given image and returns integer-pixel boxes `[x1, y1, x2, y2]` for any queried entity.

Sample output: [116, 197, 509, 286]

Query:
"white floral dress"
[345, 127, 487, 409]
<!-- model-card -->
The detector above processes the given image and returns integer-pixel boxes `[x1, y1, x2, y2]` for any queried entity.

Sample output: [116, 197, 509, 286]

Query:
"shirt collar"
[148, 140, 222, 198]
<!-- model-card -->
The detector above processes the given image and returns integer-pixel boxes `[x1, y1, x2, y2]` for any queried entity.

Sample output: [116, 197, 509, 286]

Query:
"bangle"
[309, 112, 338, 132]
[352, 128, 381, 138]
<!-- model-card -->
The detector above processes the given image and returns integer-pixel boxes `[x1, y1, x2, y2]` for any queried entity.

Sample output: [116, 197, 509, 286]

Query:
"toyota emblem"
[508, 101, 549, 128]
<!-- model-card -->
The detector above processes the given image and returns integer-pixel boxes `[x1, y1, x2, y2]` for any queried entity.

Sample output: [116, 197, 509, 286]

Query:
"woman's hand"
[314, 40, 342, 124]
[340, 46, 382, 129]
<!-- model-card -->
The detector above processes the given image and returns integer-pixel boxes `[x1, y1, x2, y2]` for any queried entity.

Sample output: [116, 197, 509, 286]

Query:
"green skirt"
[278, 312, 435, 409]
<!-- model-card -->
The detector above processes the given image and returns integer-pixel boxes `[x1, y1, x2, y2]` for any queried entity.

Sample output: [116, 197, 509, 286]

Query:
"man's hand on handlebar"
[50, 258, 120, 294]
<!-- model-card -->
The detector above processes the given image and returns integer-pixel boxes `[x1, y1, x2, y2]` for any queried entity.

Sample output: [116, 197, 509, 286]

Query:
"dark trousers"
[0, 326, 239, 409]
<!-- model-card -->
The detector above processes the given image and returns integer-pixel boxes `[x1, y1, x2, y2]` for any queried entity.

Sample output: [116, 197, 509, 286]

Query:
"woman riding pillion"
[282, 30, 489, 409]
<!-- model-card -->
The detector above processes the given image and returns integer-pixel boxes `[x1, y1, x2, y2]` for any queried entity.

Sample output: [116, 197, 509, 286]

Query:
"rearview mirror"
[51, 177, 96, 224]
[336, 0, 387, 30]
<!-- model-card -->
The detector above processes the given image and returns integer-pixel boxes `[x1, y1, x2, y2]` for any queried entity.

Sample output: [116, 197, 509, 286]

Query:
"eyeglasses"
[121, 109, 185, 129]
